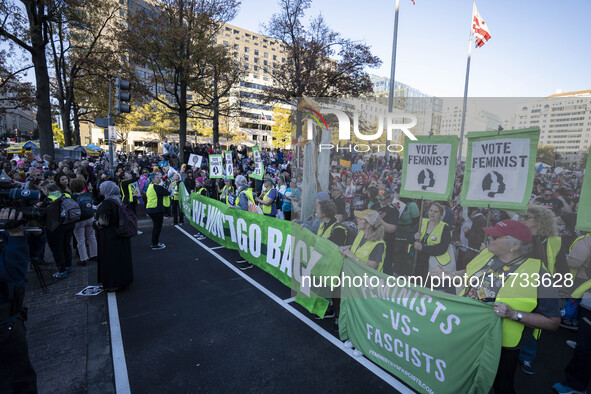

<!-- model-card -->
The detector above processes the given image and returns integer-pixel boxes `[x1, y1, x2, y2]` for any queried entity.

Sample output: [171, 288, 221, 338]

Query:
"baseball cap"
[313, 192, 330, 201]
[483, 220, 532, 243]
[354, 209, 381, 226]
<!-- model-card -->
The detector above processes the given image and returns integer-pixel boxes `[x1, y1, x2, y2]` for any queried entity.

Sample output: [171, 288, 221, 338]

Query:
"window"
[254, 49, 259, 55]
[234, 44, 239, 50]
[244, 64, 249, 70]
[223, 40, 228, 46]
[244, 55, 249, 61]
[244, 47, 249, 52]
[254, 58, 259, 63]
[226, 27, 231, 31]
[254, 65, 258, 71]
[273, 55, 277, 60]
[233, 29, 239, 34]
[263, 60, 268, 66]
[252, 134, 258, 141]
[262, 136, 268, 141]
[282, 57, 285, 62]
[264, 52, 268, 58]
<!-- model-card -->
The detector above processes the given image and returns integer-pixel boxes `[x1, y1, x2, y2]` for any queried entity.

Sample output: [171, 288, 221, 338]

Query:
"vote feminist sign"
[461, 128, 540, 211]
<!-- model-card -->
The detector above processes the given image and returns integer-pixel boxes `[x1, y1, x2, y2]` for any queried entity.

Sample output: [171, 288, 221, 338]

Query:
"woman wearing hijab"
[94, 181, 133, 291]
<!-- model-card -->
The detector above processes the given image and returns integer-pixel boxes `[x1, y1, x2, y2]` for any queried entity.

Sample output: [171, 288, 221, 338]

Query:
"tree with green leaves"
[48, 0, 122, 146]
[271, 104, 291, 149]
[121, 0, 240, 162]
[52, 122, 64, 147]
[0, 0, 56, 157]
[537, 145, 556, 166]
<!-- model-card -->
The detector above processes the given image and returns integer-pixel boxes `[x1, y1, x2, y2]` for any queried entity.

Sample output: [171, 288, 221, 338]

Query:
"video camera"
[0, 171, 44, 230]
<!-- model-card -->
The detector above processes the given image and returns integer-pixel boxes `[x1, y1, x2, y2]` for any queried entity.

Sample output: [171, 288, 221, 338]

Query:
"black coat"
[95, 199, 133, 289]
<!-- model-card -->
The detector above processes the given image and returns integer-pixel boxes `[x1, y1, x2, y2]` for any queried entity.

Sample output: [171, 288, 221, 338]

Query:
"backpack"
[76, 193, 95, 220]
[112, 199, 138, 237]
[340, 221, 359, 246]
[275, 190, 284, 210]
[60, 195, 82, 224]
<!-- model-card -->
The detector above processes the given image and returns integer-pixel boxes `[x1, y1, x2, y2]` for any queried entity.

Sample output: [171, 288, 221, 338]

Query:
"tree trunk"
[212, 68, 219, 147]
[178, 80, 187, 164]
[73, 102, 81, 145]
[27, 5, 54, 158]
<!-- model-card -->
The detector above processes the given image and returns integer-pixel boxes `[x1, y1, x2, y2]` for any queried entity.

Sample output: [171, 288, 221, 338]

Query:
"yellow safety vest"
[317, 220, 346, 240]
[220, 185, 234, 205]
[261, 188, 275, 215]
[234, 188, 255, 207]
[146, 183, 170, 209]
[196, 187, 208, 196]
[351, 231, 386, 273]
[463, 249, 542, 348]
[569, 234, 591, 278]
[417, 219, 451, 266]
[543, 236, 561, 275]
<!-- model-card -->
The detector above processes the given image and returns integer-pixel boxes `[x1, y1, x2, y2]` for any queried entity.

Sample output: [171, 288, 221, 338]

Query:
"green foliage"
[537, 145, 556, 166]
[271, 105, 292, 149]
[52, 123, 65, 147]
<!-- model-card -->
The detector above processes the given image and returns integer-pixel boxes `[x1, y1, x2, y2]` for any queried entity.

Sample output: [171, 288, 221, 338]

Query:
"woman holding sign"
[339, 210, 386, 272]
[408, 202, 454, 284]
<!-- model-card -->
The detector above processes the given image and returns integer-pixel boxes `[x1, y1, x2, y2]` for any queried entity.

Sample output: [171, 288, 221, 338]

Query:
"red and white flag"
[472, 3, 491, 47]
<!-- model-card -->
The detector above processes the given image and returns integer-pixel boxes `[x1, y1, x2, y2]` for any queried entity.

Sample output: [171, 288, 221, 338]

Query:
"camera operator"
[0, 208, 38, 393]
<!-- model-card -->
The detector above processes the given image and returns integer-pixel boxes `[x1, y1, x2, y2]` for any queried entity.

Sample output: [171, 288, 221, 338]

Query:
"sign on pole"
[224, 151, 234, 179]
[251, 146, 264, 180]
[460, 127, 540, 211]
[209, 154, 223, 178]
[576, 147, 591, 231]
[400, 135, 459, 201]
[107, 126, 117, 141]
[188, 154, 203, 169]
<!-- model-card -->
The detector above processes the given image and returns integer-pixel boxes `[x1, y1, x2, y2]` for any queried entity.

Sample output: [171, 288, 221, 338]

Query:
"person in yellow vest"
[317, 200, 347, 246]
[449, 220, 560, 394]
[146, 173, 171, 250]
[517, 204, 565, 374]
[218, 178, 235, 205]
[339, 210, 386, 272]
[552, 232, 591, 394]
[255, 178, 278, 217]
[195, 177, 209, 197]
[409, 202, 454, 283]
[233, 175, 254, 211]
[168, 173, 184, 225]
[560, 233, 591, 331]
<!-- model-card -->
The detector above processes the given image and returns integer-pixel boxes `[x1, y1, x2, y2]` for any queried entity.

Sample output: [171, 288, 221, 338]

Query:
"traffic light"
[115, 76, 131, 114]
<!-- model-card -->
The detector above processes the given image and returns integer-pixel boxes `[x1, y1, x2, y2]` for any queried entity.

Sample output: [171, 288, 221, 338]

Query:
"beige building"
[513, 90, 591, 168]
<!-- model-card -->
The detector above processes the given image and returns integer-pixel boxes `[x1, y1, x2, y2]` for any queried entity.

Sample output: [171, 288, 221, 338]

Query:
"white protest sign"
[209, 154, 223, 178]
[188, 154, 202, 169]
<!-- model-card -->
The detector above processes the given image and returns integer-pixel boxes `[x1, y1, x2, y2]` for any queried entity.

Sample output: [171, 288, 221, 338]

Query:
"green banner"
[179, 183, 328, 317]
[251, 146, 264, 180]
[291, 225, 345, 317]
[400, 135, 458, 201]
[460, 128, 540, 211]
[576, 147, 591, 232]
[209, 154, 223, 178]
[339, 259, 502, 393]
[224, 151, 234, 179]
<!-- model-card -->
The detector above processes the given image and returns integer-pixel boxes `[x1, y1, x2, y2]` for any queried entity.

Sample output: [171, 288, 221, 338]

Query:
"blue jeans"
[519, 335, 537, 362]
[563, 306, 591, 391]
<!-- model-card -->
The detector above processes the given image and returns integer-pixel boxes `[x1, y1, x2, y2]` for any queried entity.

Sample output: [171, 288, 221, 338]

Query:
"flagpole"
[457, 0, 476, 163]
[386, 0, 400, 161]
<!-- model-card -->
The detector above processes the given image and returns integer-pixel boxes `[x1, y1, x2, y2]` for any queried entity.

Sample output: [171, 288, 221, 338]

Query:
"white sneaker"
[566, 340, 577, 349]
[344, 340, 353, 349]
[352, 349, 363, 357]
[197, 235, 207, 241]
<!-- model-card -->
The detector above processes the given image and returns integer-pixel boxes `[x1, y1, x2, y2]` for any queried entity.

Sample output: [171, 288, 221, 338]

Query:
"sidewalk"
[24, 257, 114, 394]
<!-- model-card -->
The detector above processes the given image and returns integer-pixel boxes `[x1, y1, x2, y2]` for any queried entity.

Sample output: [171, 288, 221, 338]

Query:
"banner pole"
[457, 0, 476, 163]
[483, 203, 492, 245]
[386, 0, 400, 161]
[413, 198, 425, 275]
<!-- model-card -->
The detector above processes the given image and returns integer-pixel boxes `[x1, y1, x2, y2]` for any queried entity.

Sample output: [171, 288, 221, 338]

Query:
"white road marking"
[210, 245, 225, 250]
[282, 297, 296, 303]
[175, 226, 412, 393]
[108, 292, 131, 394]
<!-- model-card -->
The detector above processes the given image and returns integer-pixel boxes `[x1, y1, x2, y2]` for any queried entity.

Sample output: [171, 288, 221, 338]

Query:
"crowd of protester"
[1, 141, 589, 394]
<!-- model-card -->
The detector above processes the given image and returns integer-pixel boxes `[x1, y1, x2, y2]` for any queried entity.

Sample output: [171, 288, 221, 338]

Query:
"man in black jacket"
[0, 208, 38, 393]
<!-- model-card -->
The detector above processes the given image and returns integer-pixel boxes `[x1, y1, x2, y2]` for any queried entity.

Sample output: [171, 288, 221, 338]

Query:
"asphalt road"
[112, 222, 587, 393]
